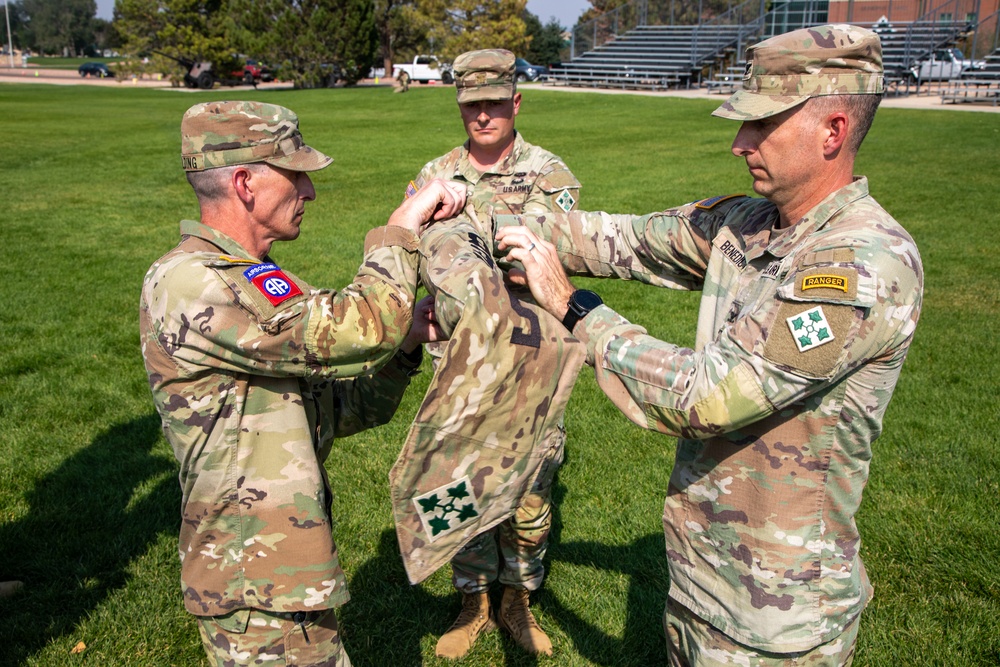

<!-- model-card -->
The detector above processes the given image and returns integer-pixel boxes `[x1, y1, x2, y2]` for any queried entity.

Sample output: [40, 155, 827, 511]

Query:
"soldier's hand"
[495, 226, 574, 322]
[388, 179, 467, 234]
[401, 295, 446, 353]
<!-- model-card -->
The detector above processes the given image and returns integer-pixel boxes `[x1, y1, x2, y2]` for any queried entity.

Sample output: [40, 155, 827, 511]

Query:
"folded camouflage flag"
[389, 214, 585, 584]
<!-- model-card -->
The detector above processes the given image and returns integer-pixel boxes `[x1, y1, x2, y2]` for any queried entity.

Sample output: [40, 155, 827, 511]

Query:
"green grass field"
[0, 83, 998, 666]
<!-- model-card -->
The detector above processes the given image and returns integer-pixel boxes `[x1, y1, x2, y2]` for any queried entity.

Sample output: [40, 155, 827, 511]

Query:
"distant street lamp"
[4, 0, 14, 68]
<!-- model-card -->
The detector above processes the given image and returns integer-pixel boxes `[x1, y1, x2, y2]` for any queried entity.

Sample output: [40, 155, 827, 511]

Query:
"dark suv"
[514, 58, 548, 82]
[78, 62, 112, 78]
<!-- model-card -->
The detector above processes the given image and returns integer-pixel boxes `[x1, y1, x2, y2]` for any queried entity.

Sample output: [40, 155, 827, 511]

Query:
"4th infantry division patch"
[556, 189, 576, 213]
[786, 305, 835, 352]
[412, 476, 482, 542]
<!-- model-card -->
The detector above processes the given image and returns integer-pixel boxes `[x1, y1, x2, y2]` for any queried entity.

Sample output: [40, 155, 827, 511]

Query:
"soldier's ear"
[821, 110, 850, 157]
[232, 166, 255, 205]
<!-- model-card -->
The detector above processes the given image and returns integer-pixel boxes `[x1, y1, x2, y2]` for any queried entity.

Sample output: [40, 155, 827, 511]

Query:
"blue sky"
[97, 0, 592, 29]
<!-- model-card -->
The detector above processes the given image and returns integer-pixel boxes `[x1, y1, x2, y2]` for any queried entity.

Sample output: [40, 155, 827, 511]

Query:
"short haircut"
[186, 163, 267, 201]
[808, 94, 883, 154]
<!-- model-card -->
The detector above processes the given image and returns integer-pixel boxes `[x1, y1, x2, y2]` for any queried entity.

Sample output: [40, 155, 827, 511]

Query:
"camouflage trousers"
[663, 597, 860, 667]
[451, 430, 565, 594]
[197, 608, 351, 667]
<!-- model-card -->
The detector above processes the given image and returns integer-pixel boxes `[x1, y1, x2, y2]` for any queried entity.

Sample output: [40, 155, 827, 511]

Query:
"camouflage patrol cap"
[453, 49, 516, 103]
[713, 24, 884, 121]
[180, 101, 332, 172]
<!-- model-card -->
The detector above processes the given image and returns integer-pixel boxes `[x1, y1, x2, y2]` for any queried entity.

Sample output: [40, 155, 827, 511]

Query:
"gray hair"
[807, 94, 883, 154]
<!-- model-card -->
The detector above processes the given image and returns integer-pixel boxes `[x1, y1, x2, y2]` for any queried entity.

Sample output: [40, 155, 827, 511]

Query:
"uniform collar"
[457, 130, 525, 183]
[764, 177, 870, 259]
[179, 219, 259, 261]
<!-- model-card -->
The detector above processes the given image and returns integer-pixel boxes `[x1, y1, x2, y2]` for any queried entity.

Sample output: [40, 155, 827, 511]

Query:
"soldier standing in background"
[496, 25, 923, 665]
[410, 48, 580, 659]
[139, 101, 464, 666]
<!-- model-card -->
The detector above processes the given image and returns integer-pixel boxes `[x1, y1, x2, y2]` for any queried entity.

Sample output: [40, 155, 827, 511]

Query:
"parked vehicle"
[909, 48, 985, 81]
[154, 52, 266, 89]
[514, 58, 548, 82]
[392, 55, 453, 85]
[78, 62, 112, 78]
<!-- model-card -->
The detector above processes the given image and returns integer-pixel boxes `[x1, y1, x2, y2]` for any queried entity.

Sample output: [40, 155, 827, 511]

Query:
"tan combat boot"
[435, 591, 496, 659]
[0, 581, 24, 598]
[498, 586, 552, 656]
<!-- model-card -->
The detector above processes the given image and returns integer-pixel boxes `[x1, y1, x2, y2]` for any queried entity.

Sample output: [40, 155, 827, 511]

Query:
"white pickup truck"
[392, 55, 453, 84]
[909, 48, 986, 81]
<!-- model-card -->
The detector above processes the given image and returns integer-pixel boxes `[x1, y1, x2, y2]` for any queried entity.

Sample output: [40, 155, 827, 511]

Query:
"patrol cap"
[713, 24, 884, 121]
[180, 100, 333, 172]
[453, 49, 516, 103]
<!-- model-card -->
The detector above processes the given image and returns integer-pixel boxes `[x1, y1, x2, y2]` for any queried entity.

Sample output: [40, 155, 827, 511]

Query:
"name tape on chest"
[243, 263, 303, 306]
[719, 239, 747, 269]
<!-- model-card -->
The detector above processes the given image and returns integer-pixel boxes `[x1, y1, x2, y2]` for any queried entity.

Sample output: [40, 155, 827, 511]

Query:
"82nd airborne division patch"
[786, 305, 835, 353]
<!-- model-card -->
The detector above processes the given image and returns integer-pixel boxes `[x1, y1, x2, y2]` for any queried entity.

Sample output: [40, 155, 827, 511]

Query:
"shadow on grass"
[0, 413, 179, 665]
[541, 468, 671, 666]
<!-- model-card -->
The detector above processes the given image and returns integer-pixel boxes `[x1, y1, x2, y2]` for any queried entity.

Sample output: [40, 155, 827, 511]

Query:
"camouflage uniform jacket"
[495, 178, 923, 652]
[414, 131, 580, 216]
[139, 219, 422, 617]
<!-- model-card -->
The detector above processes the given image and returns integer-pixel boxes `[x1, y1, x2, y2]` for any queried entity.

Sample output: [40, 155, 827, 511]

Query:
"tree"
[374, 0, 425, 78]
[21, 0, 98, 55]
[522, 10, 564, 67]
[411, 0, 529, 61]
[113, 0, 233, 83]
[578, 0, 630, 25]
[229, 0, 378, 87]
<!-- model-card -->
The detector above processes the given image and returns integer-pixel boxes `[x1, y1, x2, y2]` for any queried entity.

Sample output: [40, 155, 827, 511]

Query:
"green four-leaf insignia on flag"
[556, 189, 576, 213]
[412, 476, 481, 542]
[786, 305, 835, 352]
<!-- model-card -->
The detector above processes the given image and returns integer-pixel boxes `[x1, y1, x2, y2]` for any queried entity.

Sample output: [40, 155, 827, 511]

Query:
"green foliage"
[523, 9, 567, 66]
[19, 0, 98, 55]
[0, 84, 998, 666]
[113, 0, 233, 84]
[229, 0, 378, 87]
[410, 0, 530, 60]
[373, 0, 425, 72]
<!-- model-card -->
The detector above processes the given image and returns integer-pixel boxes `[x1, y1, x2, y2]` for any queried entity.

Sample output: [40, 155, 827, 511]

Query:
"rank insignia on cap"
[556, 189, 576, 213]
[243, 262, 303, 306]
[786, 305, 835, 352]
[413, 476, 481, 542]
[404, 180, 419, 199]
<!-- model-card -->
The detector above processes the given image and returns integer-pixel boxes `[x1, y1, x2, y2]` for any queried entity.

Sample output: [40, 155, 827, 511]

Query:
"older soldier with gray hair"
[408, 48, 580, 660]
[496, 25, 923, 664]
[140, 100, 464, 666]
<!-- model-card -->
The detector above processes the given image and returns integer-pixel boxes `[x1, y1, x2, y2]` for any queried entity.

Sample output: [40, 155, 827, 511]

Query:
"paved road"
[3, 66, 997, 112]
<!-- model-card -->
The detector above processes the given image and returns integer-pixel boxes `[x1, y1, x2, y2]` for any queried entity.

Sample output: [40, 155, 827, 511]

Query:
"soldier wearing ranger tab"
[496, 25, 923, 665]
[409, 48, 581, 660]
[139, 100, 464, 666]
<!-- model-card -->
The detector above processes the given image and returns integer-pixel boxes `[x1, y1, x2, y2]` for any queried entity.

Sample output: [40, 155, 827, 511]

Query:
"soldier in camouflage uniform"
[496, 25, 923, 666]
[139, 101, 465, 667]
[409, 49, 581, 660]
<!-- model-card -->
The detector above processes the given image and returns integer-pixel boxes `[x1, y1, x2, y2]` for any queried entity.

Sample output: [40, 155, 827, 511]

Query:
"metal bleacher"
[549, 24, 746, 90]
[547, 0, 992, 96]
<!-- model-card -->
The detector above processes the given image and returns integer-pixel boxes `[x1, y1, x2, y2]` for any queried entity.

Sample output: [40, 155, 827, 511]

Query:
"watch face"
[574, 290, 602, 311]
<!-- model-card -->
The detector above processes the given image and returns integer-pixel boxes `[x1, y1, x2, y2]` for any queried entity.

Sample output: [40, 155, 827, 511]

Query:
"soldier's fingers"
[506, 267, 528, 286]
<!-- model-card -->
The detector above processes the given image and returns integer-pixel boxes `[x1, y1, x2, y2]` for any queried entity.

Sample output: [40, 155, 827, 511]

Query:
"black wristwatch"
[562, 289, 603, 331]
